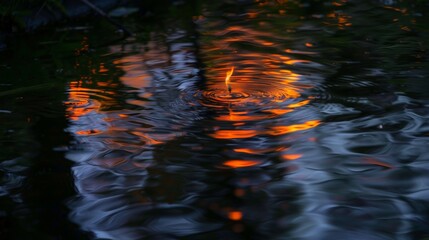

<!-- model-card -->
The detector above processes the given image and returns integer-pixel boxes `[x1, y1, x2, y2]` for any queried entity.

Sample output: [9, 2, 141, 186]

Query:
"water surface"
[1, 0, 429, 239]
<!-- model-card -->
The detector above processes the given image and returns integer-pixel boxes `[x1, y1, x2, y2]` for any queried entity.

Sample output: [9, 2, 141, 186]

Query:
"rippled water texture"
[1, 0, 429, 239]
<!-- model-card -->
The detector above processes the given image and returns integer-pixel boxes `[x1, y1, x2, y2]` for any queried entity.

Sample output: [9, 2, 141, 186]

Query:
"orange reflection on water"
[75, 129, 102, 135]
[211, 120, 319, 140]
[285, 49, 318, 55]
[263, 108, 293, 115]
[284, 59, 311, 65]
[66, 82, 93, 121]
[267, 120, 320, 136]
[363, 157, 394, 169]
[287, 99, 310, 108]
[113, 55, 152, 90]
[210, 129, 258, 139]
[98, 63, 108, 73]
[223, 160, 261, 168]
[216, 111, 269, 122]
[247, 11, 259, 18]
[383, 6, 407, 14]
[327, 11, 352, 29]
[234, 146, 287, 154]
[228, 211, 243, 221]
[131, 130, 164, 145]
[282, 154, 302, 161]
[332, 1, 345, 7]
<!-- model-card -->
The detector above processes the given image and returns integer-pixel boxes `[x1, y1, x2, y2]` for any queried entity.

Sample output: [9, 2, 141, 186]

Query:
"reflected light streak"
[363, 157, 394, 169]
[234, 146, 287, 154]
[223, 160, 261, 168]
[211, 129, 258, 139]
[216, 111, 271, 122]
[211, 120, 319, 140]
[262, 108, 293, 115]
[284, 59, 311, 65]
[282, 154, 302, 161]
[131, 130, 164, 145]
[287, 100, 310, 108]
[267, 120, 320, 136]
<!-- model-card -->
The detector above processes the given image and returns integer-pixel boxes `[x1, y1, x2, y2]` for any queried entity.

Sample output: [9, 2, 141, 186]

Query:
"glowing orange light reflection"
[228, 211, 243, 221]
[262, 109, 293, 115]
[287, 100, 310, 108]
[211, 129, 258, 139]
[225, 66, 235, 93]
[212, 120, 319, 139]
[282, 154, 302, 161]
[268, 120, 320, 136]
[223, 160, 261, 168]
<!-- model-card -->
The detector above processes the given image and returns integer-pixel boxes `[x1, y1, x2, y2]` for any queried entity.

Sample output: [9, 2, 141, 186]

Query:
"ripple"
[194, 87, 296, 108]
[202, 90, 250, 103]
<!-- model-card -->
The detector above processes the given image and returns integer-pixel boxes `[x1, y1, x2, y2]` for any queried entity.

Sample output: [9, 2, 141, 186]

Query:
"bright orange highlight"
[228, 211, 243, 221]
[287, 100, 310, 108]
[282, 154, 302, 161]
[223, 160, 261, 168]
[225, 66, 235, 93]
[284, 59, 311, 65]
[211, 129, 258, 139]
[268, 120, 320, 136]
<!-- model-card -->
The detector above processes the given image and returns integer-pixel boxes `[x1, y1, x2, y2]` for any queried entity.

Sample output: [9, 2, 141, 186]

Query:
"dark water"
[1, 0, 429, 239]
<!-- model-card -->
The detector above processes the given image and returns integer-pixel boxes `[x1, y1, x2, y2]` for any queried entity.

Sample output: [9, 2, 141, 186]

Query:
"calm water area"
[1, 0, 429, 239]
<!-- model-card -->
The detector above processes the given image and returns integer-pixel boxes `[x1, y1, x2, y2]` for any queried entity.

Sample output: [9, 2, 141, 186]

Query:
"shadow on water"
[1, 0, 429, 239]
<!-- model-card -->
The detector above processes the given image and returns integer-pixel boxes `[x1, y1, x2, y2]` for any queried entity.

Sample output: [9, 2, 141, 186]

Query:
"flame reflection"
[225, 66, 234, 93]
[200, 22, 321, 145]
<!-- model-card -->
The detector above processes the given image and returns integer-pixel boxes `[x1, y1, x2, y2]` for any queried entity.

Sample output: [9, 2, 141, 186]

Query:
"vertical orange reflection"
[65, 81, 89, 121]
[225, 66, 234, 93]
